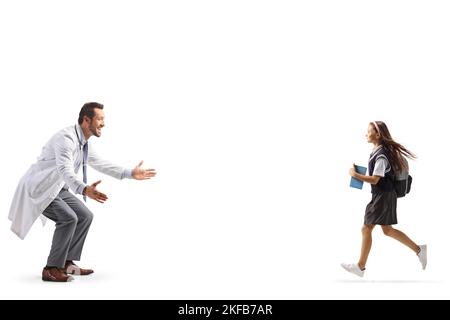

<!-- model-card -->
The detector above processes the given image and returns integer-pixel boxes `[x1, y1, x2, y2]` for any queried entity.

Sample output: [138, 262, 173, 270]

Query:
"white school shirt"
[371, 146, 390, 177]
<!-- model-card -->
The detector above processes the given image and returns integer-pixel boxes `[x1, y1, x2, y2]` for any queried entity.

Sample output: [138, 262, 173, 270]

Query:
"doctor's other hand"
[132, 160, 157, 180]
[83, 180, 108, 203]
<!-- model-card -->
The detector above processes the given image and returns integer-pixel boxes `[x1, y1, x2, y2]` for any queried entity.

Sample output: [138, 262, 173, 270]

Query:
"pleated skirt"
[364, 191, 397, 225]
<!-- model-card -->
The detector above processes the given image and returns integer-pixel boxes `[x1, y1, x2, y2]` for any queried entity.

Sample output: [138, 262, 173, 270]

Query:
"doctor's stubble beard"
[89, 123, 102, 137]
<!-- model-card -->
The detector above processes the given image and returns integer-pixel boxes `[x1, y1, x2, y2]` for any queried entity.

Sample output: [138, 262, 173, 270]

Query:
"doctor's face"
[87, 109, 105, 137]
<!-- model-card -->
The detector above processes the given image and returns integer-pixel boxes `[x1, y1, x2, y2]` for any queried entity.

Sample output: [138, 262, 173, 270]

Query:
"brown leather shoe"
[64, 261, 94, 276]
[42, 267, 74, 282]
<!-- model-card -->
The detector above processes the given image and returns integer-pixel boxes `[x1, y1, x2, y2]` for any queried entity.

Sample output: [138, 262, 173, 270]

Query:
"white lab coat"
[8, 124, 127, 239]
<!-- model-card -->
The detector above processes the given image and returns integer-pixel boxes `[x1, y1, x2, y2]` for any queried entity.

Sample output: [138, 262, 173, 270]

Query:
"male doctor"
[8, 102, 156, 282]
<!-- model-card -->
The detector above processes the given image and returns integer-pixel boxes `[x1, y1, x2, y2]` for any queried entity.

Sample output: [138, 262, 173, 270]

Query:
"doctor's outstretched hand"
[132, 160, 157, 180]
[83, 180, 108, 203]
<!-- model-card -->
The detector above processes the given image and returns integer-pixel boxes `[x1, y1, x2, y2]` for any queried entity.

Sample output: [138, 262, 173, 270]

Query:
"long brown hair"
[371, 121, 416, 172]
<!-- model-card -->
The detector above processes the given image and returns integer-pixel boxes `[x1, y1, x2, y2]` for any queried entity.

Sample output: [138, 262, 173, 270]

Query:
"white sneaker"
[341, 263, 365, 277]
[417, 244, 427, 270]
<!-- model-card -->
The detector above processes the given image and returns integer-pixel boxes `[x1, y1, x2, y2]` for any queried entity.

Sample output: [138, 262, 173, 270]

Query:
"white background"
[1, 0, 449, 299]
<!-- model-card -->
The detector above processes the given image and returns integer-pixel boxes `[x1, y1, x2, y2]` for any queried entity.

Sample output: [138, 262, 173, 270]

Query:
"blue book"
[350, 165, 367, 190]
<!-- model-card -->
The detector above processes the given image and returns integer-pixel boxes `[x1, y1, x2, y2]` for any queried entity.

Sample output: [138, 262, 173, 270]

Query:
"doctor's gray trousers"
[42, 188, 93, 268]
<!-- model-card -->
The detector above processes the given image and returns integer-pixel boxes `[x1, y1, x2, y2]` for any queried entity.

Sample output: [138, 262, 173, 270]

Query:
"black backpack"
[393, 156, 412, 198]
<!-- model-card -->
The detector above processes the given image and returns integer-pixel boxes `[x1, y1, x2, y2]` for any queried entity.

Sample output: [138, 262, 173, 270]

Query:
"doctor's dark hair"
[78, 102, 104, 125]
[371, 121, 417, 173]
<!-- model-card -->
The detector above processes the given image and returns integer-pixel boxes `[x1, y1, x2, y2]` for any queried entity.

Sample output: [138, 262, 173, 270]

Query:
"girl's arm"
[349, 167, 381, 185]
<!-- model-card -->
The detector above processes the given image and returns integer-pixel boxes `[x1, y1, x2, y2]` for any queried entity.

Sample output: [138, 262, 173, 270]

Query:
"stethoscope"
[74, 125, 85, 151]
[74, 125, 87, 170]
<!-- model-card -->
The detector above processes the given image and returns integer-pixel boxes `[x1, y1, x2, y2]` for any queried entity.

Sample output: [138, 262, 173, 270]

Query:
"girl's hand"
[349, 166, 356, 177]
